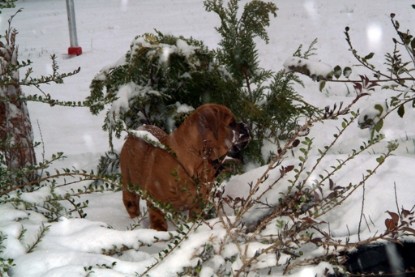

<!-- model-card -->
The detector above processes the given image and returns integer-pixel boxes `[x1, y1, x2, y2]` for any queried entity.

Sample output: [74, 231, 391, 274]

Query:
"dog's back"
[120, 125, 205, 230]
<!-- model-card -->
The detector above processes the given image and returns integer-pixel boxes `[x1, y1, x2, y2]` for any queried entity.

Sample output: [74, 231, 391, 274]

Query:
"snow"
[175, 102, 194, 114]
[176, 38, 199, 59]
[283, 56, 332, 80]
[109, 82, 161, 125]
[1, 0, 415, 276]
[10, 217, 171, 277]
[129, 128, 166, 150]
[130, 34, 200, 66]
[357, 101, 387, 129]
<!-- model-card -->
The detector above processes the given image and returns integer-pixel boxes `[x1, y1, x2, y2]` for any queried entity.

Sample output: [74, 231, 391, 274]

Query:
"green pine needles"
[87, 31, 228, 144]
[205, 0, 277, 84]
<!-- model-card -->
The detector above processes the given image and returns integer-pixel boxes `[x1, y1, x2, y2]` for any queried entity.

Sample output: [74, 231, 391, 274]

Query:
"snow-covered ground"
[1, 0, 415, 276]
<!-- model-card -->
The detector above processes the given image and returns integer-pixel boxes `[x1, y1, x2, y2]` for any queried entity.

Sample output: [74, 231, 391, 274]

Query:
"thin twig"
[357, 182, 366, 241]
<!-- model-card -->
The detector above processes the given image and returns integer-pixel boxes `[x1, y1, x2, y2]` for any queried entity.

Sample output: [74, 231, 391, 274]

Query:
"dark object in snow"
[333, 242, 415, 276]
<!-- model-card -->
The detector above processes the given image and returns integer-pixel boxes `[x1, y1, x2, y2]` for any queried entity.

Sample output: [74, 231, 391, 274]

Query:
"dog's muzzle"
[229, 122, 251, 159]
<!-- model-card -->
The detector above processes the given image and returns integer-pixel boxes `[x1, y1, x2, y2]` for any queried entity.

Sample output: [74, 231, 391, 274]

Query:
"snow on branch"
[128, 128, 168, 150]
[283, 56, 332, 81]
[108, 82, 161, 124]
[131, 35, 200, 67]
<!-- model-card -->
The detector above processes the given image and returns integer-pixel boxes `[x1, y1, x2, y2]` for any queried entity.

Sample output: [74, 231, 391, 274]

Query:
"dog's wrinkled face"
[195, 105, 250, 161]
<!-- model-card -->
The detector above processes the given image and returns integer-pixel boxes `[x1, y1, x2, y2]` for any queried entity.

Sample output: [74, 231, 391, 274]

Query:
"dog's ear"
[197, 107, 221, 140]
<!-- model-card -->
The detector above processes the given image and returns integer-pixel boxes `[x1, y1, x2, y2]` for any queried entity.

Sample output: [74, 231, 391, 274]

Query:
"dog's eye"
[229, 120, 237, 128]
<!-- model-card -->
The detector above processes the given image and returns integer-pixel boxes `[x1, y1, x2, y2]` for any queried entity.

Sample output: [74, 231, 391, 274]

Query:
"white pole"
[66, 0, 82, 55]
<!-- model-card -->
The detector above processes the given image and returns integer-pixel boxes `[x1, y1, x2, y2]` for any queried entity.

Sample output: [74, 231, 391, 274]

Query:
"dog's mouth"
[228, 122, 251, 159]
[212, 122, 251, 177]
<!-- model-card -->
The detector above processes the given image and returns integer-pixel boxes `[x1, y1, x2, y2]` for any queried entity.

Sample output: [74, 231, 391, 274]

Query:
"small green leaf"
[333, 65, 342, 79]
[399, 31, 412, 44]
[374, 119, 384, 133]
[374, 104, 384, 115]
[397, 104, 405, 118]
[376, 155, 385, 164]
[319, 80, 326, 92]
[343, 67, 352, 78]
[364, 52, 375, 60]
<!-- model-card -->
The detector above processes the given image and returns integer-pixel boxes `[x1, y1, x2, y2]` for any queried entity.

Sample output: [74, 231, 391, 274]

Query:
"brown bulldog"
[120, 103, 250, 231]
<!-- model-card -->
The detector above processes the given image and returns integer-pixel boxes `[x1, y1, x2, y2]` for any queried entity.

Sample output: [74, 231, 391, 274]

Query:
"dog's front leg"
[147, 203, 168, 231]
[123, 190, 141, 218]
[189, 187, 213, 221]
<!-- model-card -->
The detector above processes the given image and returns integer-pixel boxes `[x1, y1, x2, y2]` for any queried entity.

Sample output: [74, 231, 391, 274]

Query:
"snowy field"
[1, 0, 415, 276]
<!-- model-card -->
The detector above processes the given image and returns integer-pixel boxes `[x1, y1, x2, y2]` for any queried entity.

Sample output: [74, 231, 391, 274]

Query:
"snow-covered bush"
[87, 0, 318, 166]
[88, 32, 223, 143]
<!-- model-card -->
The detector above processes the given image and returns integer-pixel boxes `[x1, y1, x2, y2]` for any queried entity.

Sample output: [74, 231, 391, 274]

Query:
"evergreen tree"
[87, 31, 233, 145]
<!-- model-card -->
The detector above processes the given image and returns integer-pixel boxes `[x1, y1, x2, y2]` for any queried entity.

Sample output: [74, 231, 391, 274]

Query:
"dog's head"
[188, 104, 250, 161]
